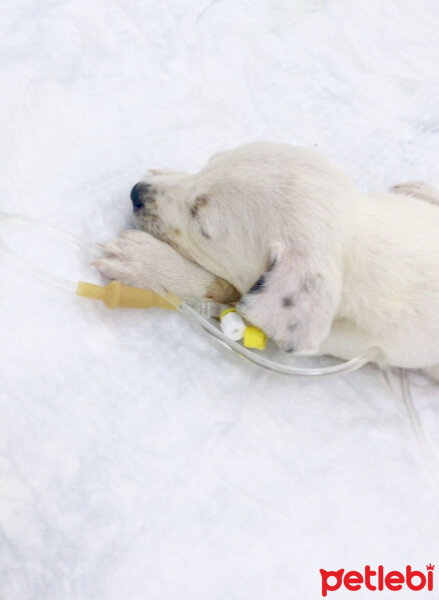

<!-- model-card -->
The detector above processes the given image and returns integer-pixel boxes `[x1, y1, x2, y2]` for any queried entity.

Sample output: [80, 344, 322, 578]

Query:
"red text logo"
[320, 565, 434, 596]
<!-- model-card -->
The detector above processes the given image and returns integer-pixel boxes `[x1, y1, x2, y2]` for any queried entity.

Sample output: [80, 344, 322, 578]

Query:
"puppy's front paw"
[239, 278, 328, 354]
[93, 230, 167, 293]
[93, 229, 237, 301]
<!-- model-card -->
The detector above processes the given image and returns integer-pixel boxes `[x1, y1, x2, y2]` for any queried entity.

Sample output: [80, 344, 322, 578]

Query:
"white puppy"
[95, 142, 439, 382]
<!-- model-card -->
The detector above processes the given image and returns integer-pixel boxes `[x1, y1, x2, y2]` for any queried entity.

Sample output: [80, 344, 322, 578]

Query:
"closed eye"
[190, 194, 208, 216]
[190, 194, 211, 239]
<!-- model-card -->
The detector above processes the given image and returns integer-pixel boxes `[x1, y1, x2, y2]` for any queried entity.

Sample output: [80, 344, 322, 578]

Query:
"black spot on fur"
[247, 274, 266, 294]
[245, 257, 277, 295]
[303, 274, 323, 293]
[282, 296, 294, 307]
[284, 344, 295, 353]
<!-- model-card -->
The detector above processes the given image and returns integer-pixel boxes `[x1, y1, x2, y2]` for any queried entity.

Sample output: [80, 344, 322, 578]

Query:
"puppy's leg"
[390, 181, 439, 207]
[94, 230, 239, 302]
[319, 318, 376, 361]
[237, 244, 341, 354]
[391, 182, 439, 380]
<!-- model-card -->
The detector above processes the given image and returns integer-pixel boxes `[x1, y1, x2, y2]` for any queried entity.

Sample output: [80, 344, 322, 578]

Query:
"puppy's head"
[130, 148, 284, 289]
[129, 143, 340, 352]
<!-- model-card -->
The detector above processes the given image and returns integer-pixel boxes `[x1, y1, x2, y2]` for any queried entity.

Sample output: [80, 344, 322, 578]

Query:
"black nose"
[130, 182, 151, 210]
[130, 183, 144, 209]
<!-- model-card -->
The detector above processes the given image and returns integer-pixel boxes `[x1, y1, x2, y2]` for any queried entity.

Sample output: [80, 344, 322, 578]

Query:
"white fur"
[95, 142, 439, 381]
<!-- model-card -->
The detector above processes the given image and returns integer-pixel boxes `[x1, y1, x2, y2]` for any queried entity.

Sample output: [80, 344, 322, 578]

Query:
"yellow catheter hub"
[76, 280, 181, 310]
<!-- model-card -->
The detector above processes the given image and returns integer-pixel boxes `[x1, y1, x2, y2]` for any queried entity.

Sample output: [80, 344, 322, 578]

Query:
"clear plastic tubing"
[179, 301, 378, 377]
[0, 211, 98, 291]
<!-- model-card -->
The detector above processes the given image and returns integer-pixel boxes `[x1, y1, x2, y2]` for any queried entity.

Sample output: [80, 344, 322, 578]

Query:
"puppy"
[95, 142, 439, 382]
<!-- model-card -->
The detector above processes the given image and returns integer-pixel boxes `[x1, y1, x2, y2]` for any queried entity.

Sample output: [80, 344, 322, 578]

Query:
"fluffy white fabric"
[1, 1, 438, 599]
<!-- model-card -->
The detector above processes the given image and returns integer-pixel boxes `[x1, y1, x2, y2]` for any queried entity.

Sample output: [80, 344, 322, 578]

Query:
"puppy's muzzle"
[130, 182, 154, 211]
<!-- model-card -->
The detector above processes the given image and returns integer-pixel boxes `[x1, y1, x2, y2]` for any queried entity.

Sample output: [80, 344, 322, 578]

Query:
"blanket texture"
[1, 1, 438, 598]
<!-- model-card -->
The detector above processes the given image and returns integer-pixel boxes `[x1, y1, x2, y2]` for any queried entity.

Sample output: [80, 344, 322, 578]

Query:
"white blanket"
[1, 1, 438, 598]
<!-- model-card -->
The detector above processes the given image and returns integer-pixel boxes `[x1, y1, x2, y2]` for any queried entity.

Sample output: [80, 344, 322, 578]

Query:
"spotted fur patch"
[282, 296, 294, 307]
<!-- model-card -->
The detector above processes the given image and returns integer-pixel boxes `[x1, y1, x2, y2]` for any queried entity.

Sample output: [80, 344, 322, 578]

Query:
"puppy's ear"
[237, 243, 340, 353]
